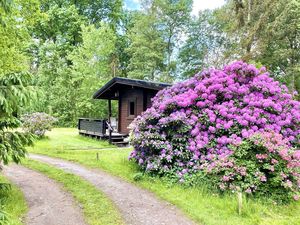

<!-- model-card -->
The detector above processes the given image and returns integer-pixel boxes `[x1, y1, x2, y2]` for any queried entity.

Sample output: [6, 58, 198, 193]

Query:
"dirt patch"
[30, 154, 195, 225]
[3, 165, 86, 225]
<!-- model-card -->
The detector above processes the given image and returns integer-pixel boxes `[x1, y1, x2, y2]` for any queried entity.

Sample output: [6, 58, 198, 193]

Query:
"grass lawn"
[23, 159, 124, 225]
[28, 128, 300, 225]
[0, 176, 27, 225]
[32, 128, 115, 150]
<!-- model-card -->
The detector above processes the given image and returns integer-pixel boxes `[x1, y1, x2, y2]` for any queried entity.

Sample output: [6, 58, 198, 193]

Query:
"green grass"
[22, 159, 124, 225]
[0, 176, 27, 225]
[33, 128, 116, 150]
[28, 128, 300, 225]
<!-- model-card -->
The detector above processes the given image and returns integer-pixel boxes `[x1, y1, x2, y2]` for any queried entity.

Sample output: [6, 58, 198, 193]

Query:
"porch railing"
[78, 118, 107, 136]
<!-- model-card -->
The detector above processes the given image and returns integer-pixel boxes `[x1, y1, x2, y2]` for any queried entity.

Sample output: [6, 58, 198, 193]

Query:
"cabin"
[78, 77, 170, 146]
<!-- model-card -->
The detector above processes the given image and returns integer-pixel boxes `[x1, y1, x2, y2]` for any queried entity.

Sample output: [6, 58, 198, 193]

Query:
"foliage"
[29, 2, 120, 126]
[21, 112, 57, 137]
[126, 0, 192, 82]
[0, 0, 36, 163]
[29, 4, 84, 126]
[210, 131, 300, 202]
[0, 72, 34, 164]
[0, 0, 38, 163]
[129, 61, 300, 201]
[152, 0, 193, 80]
[39, 0, 123, 27]
[179, 10, 229, 79]
[126, 11, 166, 81]
[67, 23, 117, 120]
[0, 0, 40, 76]
[22, 0, 299, 125]
[216, 0, 300, 98]
[261, 0, 300, 98]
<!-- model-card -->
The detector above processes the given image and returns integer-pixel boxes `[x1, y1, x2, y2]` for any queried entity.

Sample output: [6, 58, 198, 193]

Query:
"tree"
[68, 23, 117, 121]
[0, 72, 34, 164]
[179, 10, 228, 79]
[0, 0, 39, 165]
[28, 2, 128, 125]
[75, 0, 123, 28]
[126, 12, 166, 81]
[152, 0, 192, 81]
[218, 0, 300, 97]
[260, 0, 300, 98]
[29, 4, 84, 126]
[39, 0, 123, 28]
[114, 9, 137, 78]
[126, 0, 192, 82]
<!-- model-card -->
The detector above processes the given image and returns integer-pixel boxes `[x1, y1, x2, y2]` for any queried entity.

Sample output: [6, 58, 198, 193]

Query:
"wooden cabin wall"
[118, 88, 144, 134]
[144, 89, 157, 110]
[118, 88, 158, 134]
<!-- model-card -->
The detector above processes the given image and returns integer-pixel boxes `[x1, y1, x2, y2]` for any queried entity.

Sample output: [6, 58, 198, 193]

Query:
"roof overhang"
[93, 77, 171, 100]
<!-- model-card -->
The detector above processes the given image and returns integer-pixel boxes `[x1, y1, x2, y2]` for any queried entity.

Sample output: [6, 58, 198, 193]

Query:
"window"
[127, 98, 137, 117]
[129, 101, 135, 116]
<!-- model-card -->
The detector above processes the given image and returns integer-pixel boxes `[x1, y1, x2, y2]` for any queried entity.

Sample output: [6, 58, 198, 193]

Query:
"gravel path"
[30, 153, 195, 225]
[3, 165, 86, 225]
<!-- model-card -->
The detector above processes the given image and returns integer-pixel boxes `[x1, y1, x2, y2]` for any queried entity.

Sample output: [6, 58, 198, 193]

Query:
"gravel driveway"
[30, 153, 195, 225]
[3, 165, 86, 225]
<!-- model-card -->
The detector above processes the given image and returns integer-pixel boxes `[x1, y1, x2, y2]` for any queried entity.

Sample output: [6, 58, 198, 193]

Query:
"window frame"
[127, 98, 137, 118]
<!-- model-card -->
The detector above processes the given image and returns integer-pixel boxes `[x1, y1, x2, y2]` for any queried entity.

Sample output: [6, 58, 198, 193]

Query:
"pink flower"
[208, 126, 216, 133]
[256, 154, 268, 160]
[260, 176, 267, 182]
[293, 150, 300, 160]
[219, 183, 226, 190]
[287, 179, 293, 187]
[293, 195, 299, 201]
[245, 188, 252, 194]
[196, 101, 205, 108]
[222, 175, 230, 182]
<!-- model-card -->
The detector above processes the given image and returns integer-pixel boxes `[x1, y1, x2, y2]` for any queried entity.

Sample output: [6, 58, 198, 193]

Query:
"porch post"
[108, 98, 112, 144]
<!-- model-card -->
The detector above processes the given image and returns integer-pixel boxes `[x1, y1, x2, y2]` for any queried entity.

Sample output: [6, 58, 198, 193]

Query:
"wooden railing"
[78, 118, 107, 136]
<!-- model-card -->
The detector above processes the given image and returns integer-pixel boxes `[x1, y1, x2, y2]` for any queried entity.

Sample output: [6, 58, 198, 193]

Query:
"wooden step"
[111, 136, 126, 140]
[112, 141, 129, 147]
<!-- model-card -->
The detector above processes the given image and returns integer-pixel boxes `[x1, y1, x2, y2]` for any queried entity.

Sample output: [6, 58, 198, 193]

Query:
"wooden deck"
[78, 118, 129, 146]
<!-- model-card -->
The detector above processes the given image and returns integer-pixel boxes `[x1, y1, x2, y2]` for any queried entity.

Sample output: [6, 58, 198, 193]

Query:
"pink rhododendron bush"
[129, 61, 300, 202]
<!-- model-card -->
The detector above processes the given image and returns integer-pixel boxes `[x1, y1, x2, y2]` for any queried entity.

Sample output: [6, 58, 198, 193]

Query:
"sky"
[124, 0, 226, 14]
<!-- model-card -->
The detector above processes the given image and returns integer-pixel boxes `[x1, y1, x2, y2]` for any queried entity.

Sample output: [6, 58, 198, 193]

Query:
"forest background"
[1, 0, 299, 126]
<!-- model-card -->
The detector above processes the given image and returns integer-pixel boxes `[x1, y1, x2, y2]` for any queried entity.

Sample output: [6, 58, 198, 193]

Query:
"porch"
[78, 118, 129, 146]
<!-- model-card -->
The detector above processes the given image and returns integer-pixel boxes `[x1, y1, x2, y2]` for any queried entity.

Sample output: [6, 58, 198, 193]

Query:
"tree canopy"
[0, 0, 299, 126]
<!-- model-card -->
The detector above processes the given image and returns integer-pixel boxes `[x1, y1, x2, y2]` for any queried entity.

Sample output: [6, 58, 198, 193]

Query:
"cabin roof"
[93, 77, 171, 100]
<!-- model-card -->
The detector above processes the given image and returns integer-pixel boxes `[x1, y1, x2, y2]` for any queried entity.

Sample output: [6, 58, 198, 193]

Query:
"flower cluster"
[129, 61, 300, 200]
[21, 112, 57, 137]
[210, 131, 300, 201]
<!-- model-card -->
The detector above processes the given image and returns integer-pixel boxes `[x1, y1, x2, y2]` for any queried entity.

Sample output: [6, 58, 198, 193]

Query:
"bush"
[209, 131, 300, 202]
[129, 61, 300, 201]
[21, 112, 57, 137]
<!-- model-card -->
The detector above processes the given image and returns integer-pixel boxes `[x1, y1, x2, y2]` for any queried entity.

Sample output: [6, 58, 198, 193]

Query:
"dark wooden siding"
[145, 89, 157, 109]
[118, 87, 159, 134]
[118, 88, 143, 134]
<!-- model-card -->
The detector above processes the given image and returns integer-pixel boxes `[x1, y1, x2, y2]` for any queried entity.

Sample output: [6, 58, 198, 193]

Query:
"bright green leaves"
[0, 72, 34, 164]
[126, 0, 192, 82]
[0, 0, 39, 165]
